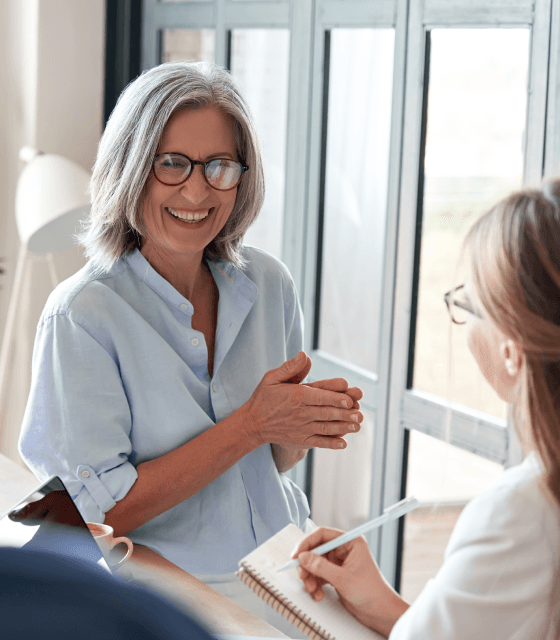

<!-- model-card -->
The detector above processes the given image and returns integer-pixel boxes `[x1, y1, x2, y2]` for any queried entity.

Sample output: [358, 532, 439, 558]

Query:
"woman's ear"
[500, 339, 523, 377]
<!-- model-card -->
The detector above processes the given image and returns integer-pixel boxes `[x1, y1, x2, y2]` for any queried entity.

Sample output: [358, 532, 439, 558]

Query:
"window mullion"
[524, 0, 553, 185]
[378, 0, 428, 585]
[545, 0, 560, 177]
[281, 0, 315, 294]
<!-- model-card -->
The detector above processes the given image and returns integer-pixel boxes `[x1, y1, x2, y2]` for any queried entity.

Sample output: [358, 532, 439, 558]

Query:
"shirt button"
[191, 338, 199, 346]
[81, 470, 90, 478]
[179, 303, 189, 312]
[212, 384, 218, 392]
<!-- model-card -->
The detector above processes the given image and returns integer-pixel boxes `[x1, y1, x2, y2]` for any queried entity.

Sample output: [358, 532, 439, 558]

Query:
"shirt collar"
[125, 248, 257, 313]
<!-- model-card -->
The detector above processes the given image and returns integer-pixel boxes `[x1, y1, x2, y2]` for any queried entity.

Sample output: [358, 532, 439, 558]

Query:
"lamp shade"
[15, 153, 91, 254]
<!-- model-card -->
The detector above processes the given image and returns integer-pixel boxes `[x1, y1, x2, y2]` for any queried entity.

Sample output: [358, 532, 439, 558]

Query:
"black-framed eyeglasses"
[444, 284, 483, 324]
[153, 153, 249, 191]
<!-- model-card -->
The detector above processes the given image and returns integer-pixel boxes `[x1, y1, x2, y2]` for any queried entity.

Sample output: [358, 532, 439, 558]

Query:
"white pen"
[276, 496, 420, 573]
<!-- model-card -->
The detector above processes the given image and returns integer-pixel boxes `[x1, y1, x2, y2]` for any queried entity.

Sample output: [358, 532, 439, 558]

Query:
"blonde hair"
[464, 178, 560, 506]
[78, 61, 265, 272]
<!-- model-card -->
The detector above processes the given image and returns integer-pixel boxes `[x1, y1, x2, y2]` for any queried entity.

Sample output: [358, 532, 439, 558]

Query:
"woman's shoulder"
[39, 256, 129, 325]
[448, 454, 560, 552]
[238, 244, 295, 286]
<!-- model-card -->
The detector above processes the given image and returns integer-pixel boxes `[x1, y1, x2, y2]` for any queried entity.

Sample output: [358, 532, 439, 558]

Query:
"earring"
[505, 360, 517, 376]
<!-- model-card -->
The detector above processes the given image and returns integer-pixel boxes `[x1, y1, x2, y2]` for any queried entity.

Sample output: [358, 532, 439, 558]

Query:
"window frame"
[379, 0, 554, 585]
[138, 0, 560, 591]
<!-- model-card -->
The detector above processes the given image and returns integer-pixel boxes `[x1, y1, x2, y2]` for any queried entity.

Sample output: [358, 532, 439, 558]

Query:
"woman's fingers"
[303, 380, 363, 410]
[346, 386, 363, 402]
[292, 526, 346, 557]
[298, 565, 328, 601]
[307, 436, 347, 450]
[304, 378, 348, 392]
[304, 380, 363, 402]
[298, 552, 345, 593]
[287, 355, 313, 385]
[245, 359, 365, 448]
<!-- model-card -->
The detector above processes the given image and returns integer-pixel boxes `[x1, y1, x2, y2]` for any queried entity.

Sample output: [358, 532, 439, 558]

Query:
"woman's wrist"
[359, 589, 409, 637]
[230, 403, 265, 450]
[271, 443, 307, 473]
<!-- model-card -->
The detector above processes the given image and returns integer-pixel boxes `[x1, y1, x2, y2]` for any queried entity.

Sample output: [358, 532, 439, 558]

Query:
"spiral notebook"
[237, 524, 384, 640]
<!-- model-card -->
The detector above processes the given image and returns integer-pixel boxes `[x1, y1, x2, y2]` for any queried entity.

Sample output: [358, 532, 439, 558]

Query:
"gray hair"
[79, 61, 265, 272]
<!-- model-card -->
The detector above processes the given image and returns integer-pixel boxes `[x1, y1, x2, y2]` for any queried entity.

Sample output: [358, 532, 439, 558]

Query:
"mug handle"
[110, 536, 134, 569]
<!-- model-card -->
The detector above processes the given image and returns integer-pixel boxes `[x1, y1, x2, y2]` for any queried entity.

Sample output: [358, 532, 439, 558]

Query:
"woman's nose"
[179, 165, 211, 204]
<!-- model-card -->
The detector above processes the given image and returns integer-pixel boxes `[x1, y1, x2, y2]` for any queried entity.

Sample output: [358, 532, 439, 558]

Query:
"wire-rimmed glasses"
[444, 284, 483, 324]
[153, 153, 249, 191]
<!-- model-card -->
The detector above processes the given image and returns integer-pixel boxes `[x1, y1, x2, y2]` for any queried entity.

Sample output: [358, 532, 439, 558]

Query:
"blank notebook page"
[238, 524, 384, 640]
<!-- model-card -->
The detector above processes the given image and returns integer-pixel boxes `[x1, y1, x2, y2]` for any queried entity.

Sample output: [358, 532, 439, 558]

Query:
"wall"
[0, 0, 105, 464]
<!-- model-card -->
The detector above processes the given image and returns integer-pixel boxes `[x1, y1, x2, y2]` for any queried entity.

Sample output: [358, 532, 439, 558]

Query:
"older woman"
[18, 61, 363, 610]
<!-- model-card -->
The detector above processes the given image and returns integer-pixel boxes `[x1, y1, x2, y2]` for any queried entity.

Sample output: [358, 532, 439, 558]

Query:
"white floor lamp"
[0, 147, 91, 415]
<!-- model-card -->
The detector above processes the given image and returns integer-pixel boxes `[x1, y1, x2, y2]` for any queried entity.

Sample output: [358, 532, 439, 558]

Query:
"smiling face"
[140, 105, 239, 268]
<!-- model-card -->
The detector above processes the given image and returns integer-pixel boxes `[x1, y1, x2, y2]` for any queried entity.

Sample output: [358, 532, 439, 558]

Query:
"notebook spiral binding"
[237, 564, 334, 640]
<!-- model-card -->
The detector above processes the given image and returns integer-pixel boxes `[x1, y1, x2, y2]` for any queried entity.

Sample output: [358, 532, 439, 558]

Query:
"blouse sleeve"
[282, 268, 304, 360]
[389, 477, 558, 640]
[19, 312, 138, 524]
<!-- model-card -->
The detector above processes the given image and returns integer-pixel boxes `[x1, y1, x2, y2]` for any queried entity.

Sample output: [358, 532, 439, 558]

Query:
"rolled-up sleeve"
[19, 312, 137, 524]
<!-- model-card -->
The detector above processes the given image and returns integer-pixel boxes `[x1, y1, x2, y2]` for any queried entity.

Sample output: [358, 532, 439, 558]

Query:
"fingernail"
[351, 413, 359, 422]
[337, 442, 345, 449]
[349, 424, 357, 432]
[341, 399, 350, 408]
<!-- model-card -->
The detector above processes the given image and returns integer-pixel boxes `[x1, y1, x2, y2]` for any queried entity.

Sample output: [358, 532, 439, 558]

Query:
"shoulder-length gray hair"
[79, 61, 265, 272]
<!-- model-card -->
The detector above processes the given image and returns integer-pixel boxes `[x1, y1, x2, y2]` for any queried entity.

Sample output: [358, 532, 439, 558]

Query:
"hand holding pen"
[278, 496, 419, 572]
[288, 497, 418, 636]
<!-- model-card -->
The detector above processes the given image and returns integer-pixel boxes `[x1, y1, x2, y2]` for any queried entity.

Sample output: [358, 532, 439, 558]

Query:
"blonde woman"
[293, 179, 560, 639]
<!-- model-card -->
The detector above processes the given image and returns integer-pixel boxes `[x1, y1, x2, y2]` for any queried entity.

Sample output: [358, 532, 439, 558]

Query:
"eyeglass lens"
[154, 154, 243, 190]
[450, 286, 469, 324]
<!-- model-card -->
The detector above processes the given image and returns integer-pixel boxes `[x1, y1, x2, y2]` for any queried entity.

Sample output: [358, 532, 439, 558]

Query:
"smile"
[166, 207, 214, 223]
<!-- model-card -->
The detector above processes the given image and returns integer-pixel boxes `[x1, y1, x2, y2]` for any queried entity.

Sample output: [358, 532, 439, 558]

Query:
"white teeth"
[167, 208, 210, 223]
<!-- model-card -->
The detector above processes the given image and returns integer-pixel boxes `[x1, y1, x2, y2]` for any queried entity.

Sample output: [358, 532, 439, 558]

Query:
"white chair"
[0, 147, 91, 411]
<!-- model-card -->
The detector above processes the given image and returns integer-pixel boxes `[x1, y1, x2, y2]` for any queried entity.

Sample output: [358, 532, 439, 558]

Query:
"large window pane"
[311, 407, 375, 530]
[413, 29, 530, 420]
[401, 429, 503, 601]
[318, 29, 394, 372]
[162, 29, 215, 64]
[230, 29, 290, 259]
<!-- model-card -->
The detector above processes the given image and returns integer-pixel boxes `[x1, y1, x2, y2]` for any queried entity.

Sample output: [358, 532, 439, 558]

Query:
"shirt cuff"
[73, 462, 137, 524]
[76, 464, 117, 513]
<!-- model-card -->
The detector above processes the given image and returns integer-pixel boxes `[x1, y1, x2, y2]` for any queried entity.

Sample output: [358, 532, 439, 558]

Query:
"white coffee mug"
[86, 522, 133, 569]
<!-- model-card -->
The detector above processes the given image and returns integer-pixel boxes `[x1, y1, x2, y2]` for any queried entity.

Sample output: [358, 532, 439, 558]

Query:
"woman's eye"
[160, 156, 190, 169]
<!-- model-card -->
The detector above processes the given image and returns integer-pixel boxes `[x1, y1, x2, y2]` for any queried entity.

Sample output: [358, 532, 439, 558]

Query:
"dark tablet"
[0, 475, 108, 570]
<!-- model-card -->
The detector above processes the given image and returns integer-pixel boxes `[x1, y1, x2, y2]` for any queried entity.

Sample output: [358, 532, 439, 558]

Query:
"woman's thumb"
[298, 552, 343, 587]
[270, 352, 307, 383]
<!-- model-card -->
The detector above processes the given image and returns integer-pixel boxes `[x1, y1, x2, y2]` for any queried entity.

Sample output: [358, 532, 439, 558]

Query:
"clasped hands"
[243, 350, 364, 451]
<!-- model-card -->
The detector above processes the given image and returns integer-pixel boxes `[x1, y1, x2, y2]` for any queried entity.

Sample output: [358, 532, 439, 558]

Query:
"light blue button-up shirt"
[19, 246, 310, 574]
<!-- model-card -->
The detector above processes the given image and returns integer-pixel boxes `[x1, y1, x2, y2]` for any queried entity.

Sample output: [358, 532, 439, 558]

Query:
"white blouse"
[390, 454, 560, 640]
